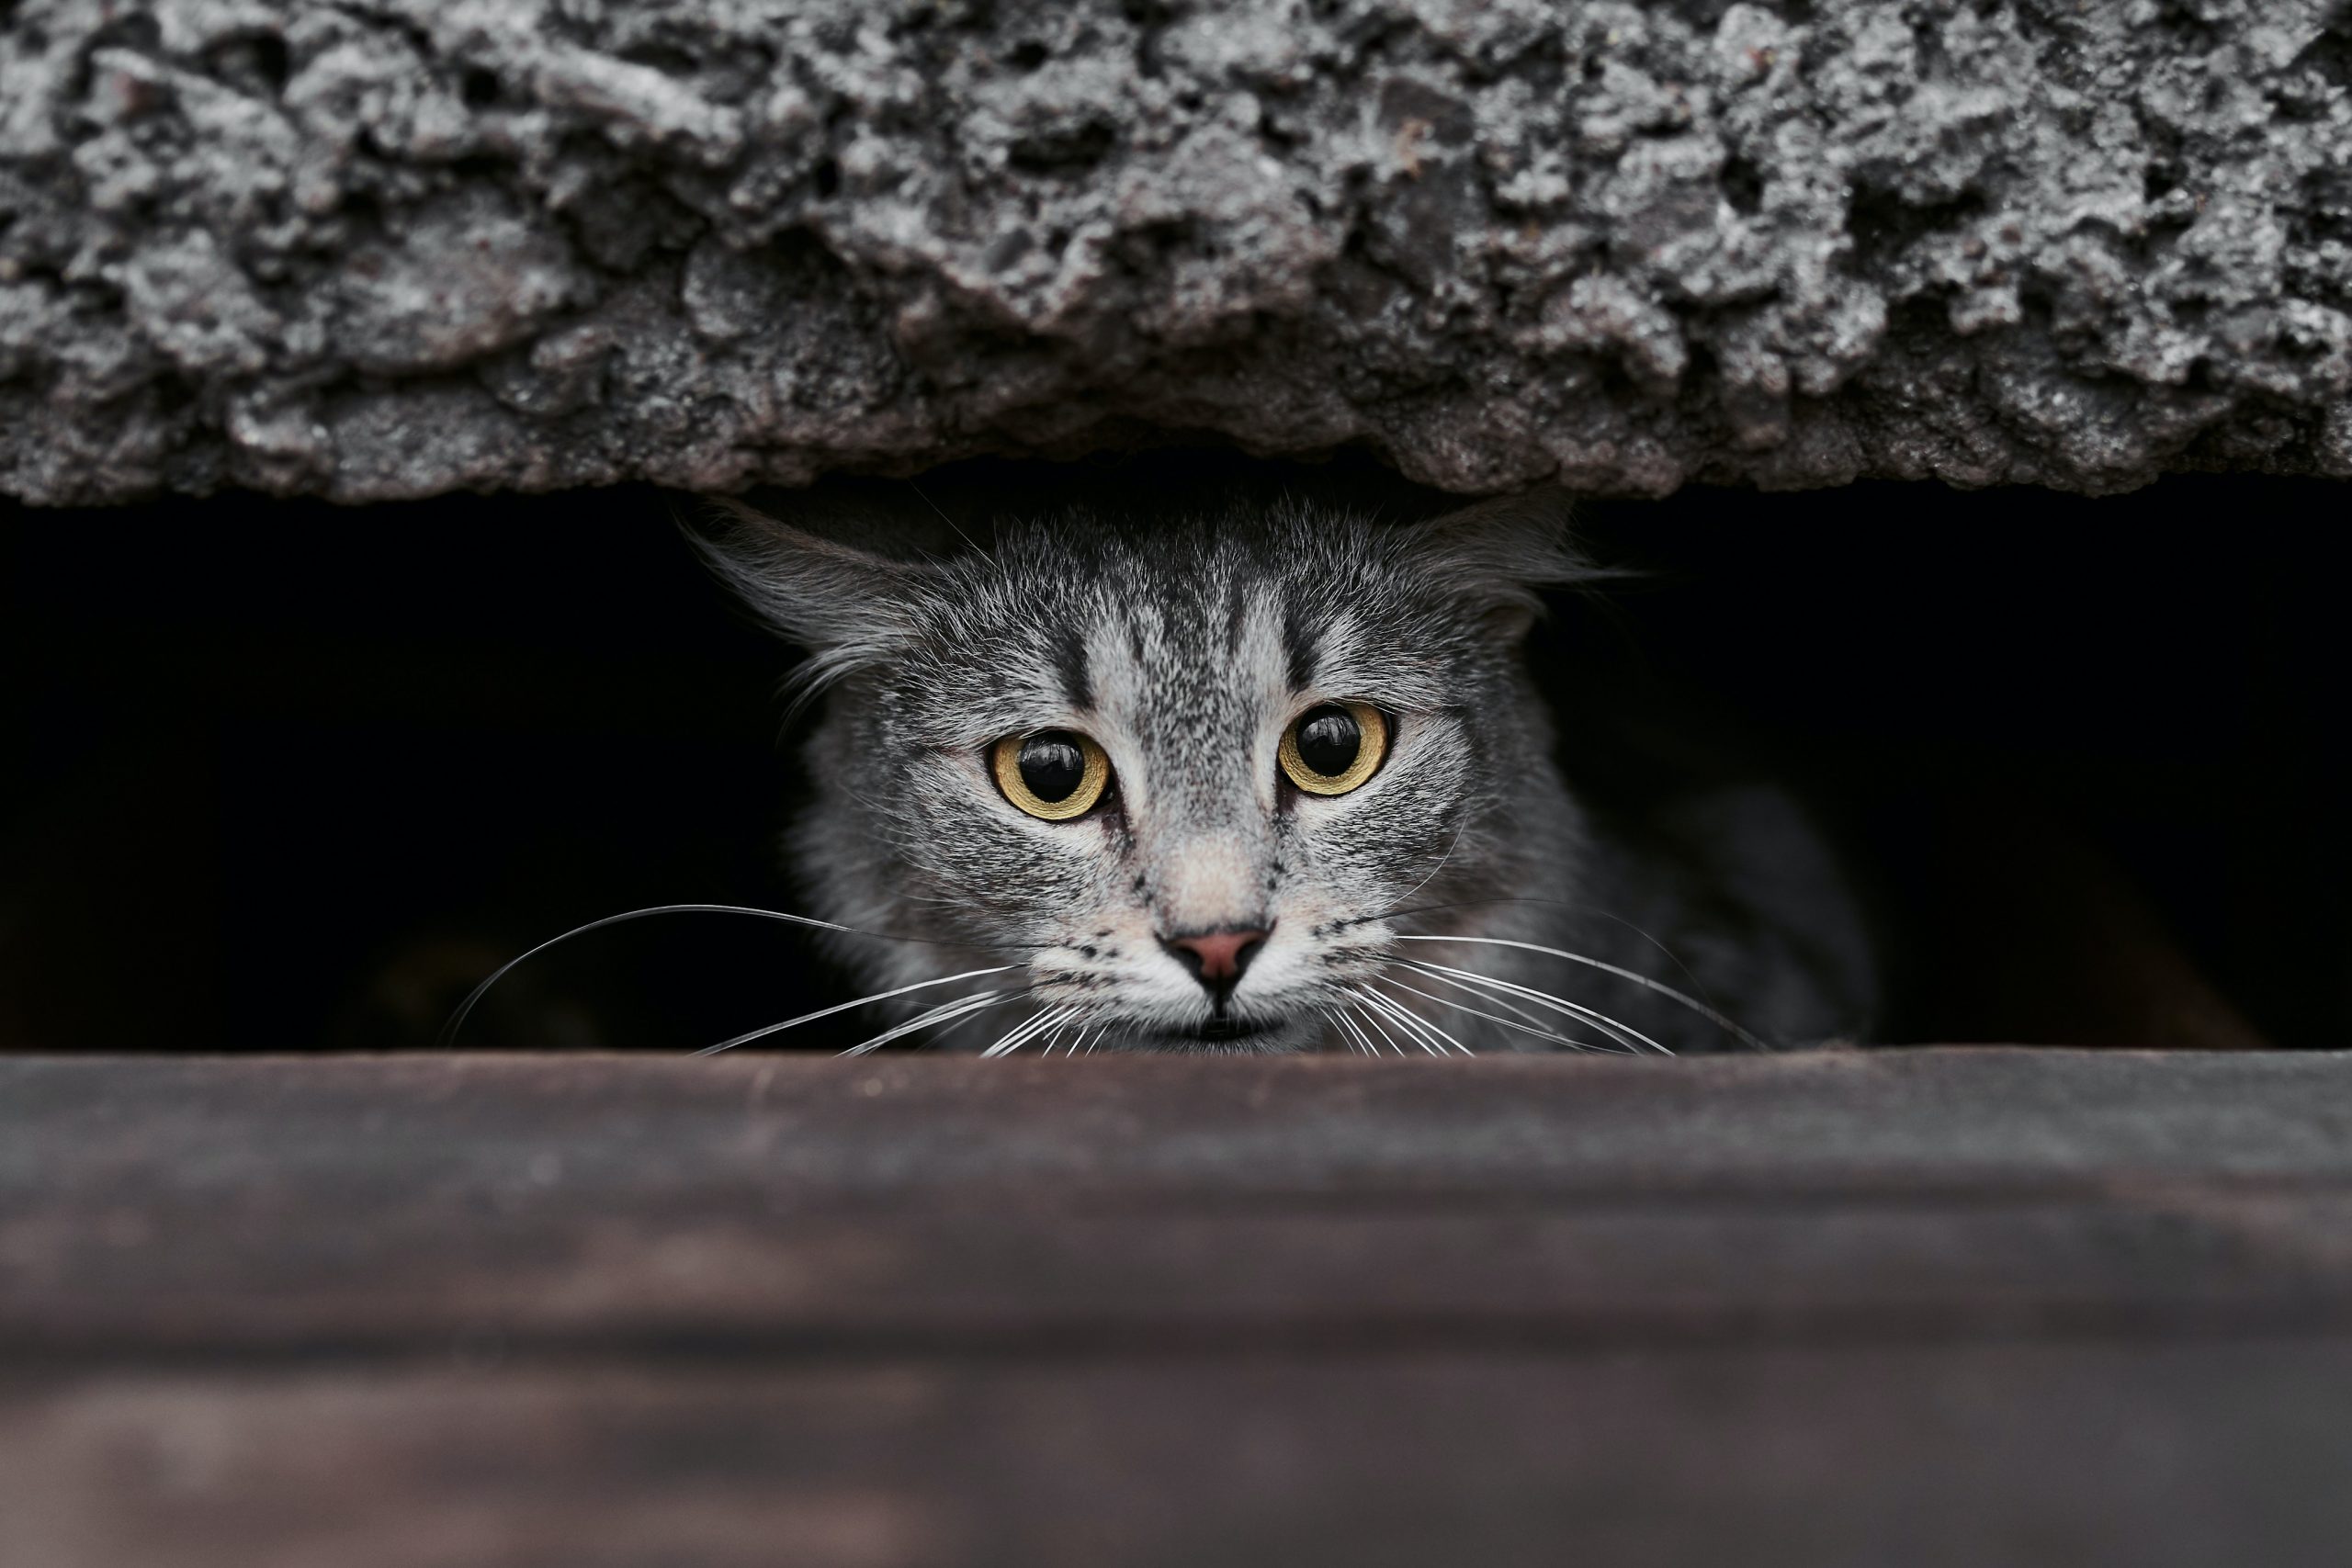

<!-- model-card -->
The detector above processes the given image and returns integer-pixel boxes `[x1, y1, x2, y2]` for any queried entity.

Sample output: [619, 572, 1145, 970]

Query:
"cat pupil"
[1297, 706, 1361, 776]
[1018, 734, 1087, 802]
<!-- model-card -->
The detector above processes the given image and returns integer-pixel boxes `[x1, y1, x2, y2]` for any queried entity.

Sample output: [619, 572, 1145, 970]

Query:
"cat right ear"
[1408, 488, 1612, 644]
[689, 500, 931, 667]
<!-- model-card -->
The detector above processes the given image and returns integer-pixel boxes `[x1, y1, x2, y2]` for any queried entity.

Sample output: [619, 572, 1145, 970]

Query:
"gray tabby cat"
[699, 491, 1877, 1055]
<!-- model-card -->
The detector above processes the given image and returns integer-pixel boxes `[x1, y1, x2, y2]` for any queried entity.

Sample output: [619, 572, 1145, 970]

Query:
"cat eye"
[1278, 701, 1388, 796]
[991, 729, 1112, 820]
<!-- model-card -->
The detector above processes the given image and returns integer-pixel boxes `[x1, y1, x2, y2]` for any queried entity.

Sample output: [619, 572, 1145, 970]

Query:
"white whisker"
[444, 902, 1031, 1047]
[1375, 975, 1595, 1054]
[1374, 817, 1473, 923]
[1351, 994, 1431, 1055]
[983, 1006, 1076, 1058]
[1392, 964, 1599, 1048]
[1394, 934, 1768, 1051]
[979, 1008, 1049, 1058]
[1353, 985, 1441, 1055]
[1342, 1000, 1395, 1055]
[695, 964, 1023, 1055]
[1397, 958, 1662, 1055]
[1328, 1007, 1377, 1055]
[1356, 985, 1473, 1056]
[837, 989, 1012, 1056]
[983, 1009, 1053, 1057]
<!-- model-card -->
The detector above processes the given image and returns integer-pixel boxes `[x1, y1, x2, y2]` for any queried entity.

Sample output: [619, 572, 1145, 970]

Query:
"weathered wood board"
[4, 1050, 2349, 1566]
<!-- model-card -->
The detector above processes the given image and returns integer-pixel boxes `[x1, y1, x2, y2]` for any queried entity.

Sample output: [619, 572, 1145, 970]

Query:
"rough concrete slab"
[4, 1, 2349, 503]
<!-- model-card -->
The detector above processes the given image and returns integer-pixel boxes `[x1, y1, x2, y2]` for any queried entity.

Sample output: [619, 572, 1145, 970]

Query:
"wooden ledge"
[6, 1050, 2351, 1567]
[6, 1048, 2351, 1357]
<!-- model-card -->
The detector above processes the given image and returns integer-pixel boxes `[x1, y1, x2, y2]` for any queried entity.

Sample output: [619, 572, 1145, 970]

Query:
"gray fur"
[701, 492, 1878, 1054]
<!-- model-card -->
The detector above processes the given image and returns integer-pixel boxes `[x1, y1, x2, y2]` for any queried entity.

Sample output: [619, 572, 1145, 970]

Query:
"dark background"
[2, 458, 2344, 1054]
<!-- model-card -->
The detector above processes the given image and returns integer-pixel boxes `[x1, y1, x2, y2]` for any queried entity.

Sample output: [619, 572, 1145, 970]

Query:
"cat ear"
[691, 499, 933, 671]
[1407, 489, 1606, 641]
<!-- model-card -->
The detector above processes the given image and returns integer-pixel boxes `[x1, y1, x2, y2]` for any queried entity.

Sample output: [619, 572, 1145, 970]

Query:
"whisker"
[1371, 896, 1724, 1008]
[925, 990, 1041, 1050]
[443, 902, 1038, 1046]
[1341, 1000, 1392, 1055]
[837, 989, 1016, 1057]
[1351, 993, 1434, 1055]
[1040, 1011, 1083, 1055]
[695, 964, 1023, 1055]
[1371, 818, 1473, 923]
[989, 1009, 1055, 1057]
[1404, 995, 1478, 1058]
[1327, 1006, 1378, 1055]
[978, 1008, 1049, 1058]
[1386, 964, 1590, 1047]
[1396, 958, 1661, 1056]
[1355, 985, 1470, 1056]
[1378, 974, 1600, 1054]
[1394, 934, 1766, 1051]
[1363, 991, 1448, 1053]
[983, 1006, 1076, 1058]
[1344, 1009, 1383, 1055]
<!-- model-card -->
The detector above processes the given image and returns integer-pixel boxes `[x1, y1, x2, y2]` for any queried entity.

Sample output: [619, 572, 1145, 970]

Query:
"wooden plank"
[6, 1342, 2351, 1568]
[6, 1051, 2352, 1355]
[8, 1051, 2352, 1565]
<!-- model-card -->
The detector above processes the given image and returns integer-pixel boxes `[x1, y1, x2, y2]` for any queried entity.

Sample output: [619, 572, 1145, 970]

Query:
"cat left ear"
[690, 499, 935, 674]
[1408, 489, 1606, 642]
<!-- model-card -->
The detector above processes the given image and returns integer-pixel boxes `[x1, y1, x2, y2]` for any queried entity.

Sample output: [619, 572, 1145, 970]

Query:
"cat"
[694, 488, 1879, 1055]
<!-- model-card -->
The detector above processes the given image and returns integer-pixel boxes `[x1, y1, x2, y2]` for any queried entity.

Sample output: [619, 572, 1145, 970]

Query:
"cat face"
[704, 493, 1594, 1053]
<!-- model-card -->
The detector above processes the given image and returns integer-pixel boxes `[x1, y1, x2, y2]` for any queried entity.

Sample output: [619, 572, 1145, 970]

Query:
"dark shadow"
[2, 463, 2343, 1051]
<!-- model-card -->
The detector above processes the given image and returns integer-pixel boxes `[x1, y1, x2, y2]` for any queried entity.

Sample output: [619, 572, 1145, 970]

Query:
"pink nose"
[1164, 928, 1270, 988]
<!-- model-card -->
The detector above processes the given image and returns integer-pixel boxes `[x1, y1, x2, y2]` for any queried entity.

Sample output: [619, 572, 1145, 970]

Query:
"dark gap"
[66, 11, 162, 100]
[1007, 119, 1119, 177]
[617, 43, 701, 77]
[1845, 186, 1989, 272]
[445, 152, 516, 187]
[1722, 153, 1765, 215]
[2299, 23, 2352, 93]
[1647, 2, 1813, 30]
[1, 463, 2344, 1054]
[1119, 0, 1171, 77]
[203, 32, 291, 96]
[1885, 292, 1953, 346]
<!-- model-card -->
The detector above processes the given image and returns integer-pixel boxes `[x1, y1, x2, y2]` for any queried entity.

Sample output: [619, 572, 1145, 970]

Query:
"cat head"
[698, 490, 1599, 1053]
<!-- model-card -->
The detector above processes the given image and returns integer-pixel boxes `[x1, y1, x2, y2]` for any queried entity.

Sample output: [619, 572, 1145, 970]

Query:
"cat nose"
[1161, 926, 1270, 1001]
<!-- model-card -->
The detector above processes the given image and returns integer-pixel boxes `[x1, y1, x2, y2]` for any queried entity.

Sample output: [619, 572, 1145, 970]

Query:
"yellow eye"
[1279, 701, 1388, 795]
[991, 730, 1111, 820]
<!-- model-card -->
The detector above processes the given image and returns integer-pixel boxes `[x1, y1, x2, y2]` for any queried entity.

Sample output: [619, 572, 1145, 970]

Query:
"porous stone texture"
[4, 0, 2350, 503]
